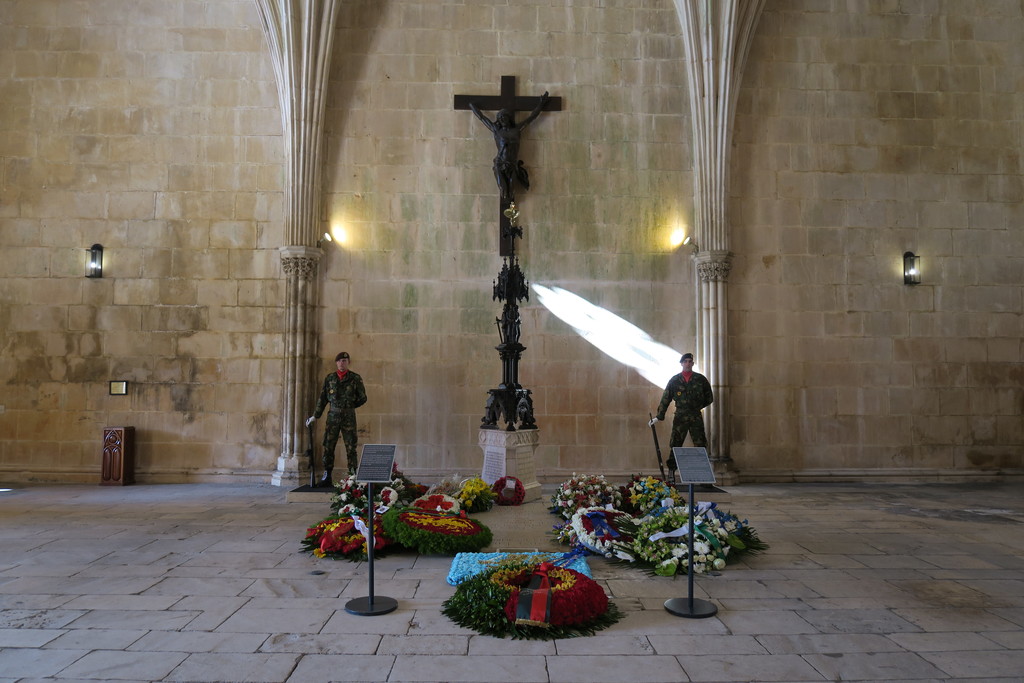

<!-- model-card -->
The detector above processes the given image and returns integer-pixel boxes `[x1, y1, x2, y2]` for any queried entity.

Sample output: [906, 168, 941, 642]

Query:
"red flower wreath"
[492, 476, 525, 506]
[496, 564, 609, 626]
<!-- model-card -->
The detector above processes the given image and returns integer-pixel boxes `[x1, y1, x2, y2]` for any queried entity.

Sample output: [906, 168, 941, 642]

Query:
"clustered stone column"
[274, 247, 321, 486]
[676, 0, 765, 483]
[695, 252, 732, 478]
[256, 0, 340, 486]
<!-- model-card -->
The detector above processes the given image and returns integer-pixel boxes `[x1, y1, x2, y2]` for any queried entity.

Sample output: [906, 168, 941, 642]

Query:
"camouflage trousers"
[322, 409, 359, 474]
[666, 412, 707, 471]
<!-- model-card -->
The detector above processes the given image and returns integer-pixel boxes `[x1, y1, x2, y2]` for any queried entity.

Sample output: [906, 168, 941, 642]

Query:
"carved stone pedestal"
[478, 428, 542, 503]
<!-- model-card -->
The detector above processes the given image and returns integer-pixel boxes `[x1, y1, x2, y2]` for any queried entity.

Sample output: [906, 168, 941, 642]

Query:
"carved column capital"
[694, 250, 733, 283]
[279, 246, 322, 280]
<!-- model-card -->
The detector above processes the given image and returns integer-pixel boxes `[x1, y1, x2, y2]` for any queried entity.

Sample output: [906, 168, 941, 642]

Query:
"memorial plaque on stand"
[348, 443, 399, 617]
[664, 446, 719, 620]
[672, 447, 717, 485]
[355, 444, 397, 484]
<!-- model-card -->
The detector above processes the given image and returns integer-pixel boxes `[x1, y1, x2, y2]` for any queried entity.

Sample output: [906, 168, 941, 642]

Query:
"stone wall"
[0, 0, 284, 481]
[313, 0, 693, 481]
[730, 1, 1024, 480]
[1, 0, 1020, 485]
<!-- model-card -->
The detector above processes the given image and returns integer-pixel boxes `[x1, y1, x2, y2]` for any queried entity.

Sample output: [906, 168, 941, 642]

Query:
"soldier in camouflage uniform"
[652, 353, 714, 473]
[306, 352, 367, 485]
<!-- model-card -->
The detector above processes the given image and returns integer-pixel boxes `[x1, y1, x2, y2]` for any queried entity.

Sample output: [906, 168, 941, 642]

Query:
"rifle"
[306, 421, 316, 488]
[649, 412, 671, 484]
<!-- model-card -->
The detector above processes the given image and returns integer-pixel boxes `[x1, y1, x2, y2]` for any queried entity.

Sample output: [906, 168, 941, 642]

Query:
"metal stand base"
[345, 595, 397, 616]
[664, 597, 718, 619]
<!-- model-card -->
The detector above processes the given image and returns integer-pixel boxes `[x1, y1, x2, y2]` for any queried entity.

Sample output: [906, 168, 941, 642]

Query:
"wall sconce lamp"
[683, 236, 698, 254]
[903, 251, 921, 285]
[86, 244, 104, 278]
[109, 380, 128, 395]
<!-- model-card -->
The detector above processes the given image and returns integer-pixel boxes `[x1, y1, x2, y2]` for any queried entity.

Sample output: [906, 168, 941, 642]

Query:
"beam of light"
[532, 284, 682, 388]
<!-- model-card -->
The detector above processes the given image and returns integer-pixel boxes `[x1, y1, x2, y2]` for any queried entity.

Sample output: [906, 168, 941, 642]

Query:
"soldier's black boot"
[319, 468, 333, 487]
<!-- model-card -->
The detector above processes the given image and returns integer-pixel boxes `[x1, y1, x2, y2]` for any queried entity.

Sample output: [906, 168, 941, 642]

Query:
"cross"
[455, 76, 562, 256]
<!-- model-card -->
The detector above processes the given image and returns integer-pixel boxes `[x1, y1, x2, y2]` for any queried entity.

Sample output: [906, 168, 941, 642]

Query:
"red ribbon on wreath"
[492, 476, 525, 506]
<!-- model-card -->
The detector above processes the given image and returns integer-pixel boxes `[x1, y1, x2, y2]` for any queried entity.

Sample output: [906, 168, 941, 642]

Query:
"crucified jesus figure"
[469, 92, 550, 204]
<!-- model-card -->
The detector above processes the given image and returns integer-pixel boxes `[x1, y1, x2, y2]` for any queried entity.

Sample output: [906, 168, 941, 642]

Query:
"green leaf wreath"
[442, 559, 622, 640]
[380, 507, 493, 555]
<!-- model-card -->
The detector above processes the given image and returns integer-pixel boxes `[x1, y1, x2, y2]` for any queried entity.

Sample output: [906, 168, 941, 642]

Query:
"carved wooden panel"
[100, 426, 135, 486]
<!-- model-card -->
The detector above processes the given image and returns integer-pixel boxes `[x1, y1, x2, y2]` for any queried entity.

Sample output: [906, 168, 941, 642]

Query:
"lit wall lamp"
[903, 251, 921, 285]
[683, 235, 698, 255]
[86, 244, 104, 278]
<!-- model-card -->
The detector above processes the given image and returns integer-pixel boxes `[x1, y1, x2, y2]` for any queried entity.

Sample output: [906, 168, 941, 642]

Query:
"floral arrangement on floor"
[328, 464, 423, 516]
[492, 476, 525, 506]
[621, 474, 683, 515]
[456, 476, 496, 513]
[609, 501, 767, 576]
[380, 506, 492, 555]
[442, 558, 622, 639]
[550, 474, 767, 576]
[410, 493, 461, 514]
[301, 516, 389, 561]
[302, 463, 426, 562]
[446, 551, 593, 586]
[417, 473, 496, 513]
[554, 506, 634, 557]
[549, 473, 622, 520]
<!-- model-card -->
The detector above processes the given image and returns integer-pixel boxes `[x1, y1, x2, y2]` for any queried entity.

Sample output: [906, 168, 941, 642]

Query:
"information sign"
[481, 446, 506, 485]
[671, 447, 716, 485]
[355, 444, 397, 483]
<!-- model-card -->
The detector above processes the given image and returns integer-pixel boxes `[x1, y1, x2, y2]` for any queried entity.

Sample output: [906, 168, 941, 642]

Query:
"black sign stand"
[345, 445, 398, 617]
[664, 447, 719, 619]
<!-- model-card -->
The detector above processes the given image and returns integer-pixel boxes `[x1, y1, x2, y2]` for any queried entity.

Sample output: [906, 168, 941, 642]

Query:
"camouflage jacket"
[656, 371, 713, 421]
[314, 371, 367, 416]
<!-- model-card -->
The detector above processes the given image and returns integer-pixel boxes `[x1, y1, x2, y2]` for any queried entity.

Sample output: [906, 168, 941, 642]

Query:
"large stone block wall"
[729, 1, 1024, 480]
[315, 0, 693, 481]
[1, 0, 1020, 485]
[0, 0, 284, 482]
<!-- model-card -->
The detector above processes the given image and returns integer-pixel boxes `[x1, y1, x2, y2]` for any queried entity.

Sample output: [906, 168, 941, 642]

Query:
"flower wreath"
[410, 493, 461, 514]
[567, 507, 633, 557]
[624, 475, 682, 515]
[446, 551, 593, 586]
[609, 503, 767, 577]
[492, 476, 525, 506]
[381, 507, 493, 555]
[457, 476, 497, 513]
[301, 515, 388, 562]
[549, 472, 622, 520]
[441, 559, 621, 640]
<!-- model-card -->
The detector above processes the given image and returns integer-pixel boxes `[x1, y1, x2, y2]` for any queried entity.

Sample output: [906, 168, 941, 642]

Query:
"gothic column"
[255, 0, 340, 486]
[696, 252, 732, 480]
[674, 0, 765, 481]
[274, 246, 321, 486]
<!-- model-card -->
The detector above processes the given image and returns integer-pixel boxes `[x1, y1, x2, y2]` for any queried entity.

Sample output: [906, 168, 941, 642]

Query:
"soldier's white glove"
[648, 417, 658, 427]
[305, 415, 315, 427]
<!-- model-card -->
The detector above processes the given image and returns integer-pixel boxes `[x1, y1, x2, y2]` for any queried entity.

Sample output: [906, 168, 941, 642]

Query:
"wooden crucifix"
[455, 76, 562, 255]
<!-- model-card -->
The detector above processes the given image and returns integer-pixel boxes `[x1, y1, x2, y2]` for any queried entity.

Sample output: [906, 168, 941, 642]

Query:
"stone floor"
[1, 480, 1023, 682]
